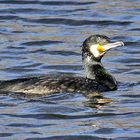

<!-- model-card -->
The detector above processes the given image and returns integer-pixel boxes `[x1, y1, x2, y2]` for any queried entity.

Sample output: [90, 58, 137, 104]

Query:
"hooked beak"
[103, 41, 124, 51]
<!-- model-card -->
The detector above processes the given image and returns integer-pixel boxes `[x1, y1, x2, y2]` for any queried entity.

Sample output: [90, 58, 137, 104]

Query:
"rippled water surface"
[0, 0, 140, 139]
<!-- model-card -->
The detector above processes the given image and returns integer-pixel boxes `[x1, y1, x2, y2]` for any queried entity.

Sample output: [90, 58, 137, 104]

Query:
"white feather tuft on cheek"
[89, 44, 100, 58]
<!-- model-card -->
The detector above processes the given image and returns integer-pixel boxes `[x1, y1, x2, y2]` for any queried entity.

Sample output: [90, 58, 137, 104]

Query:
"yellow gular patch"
[97, 44, 105, 53]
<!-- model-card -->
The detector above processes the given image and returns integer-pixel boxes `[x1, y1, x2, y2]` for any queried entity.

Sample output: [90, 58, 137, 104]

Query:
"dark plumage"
[0, 35, 124, 95]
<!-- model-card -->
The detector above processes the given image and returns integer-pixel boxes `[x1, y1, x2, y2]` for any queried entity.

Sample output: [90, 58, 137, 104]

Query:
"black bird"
[0, 35, 124, 95]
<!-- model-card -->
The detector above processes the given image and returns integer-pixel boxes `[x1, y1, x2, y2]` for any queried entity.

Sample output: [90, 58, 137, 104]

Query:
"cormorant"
[0, 35, 124, 95]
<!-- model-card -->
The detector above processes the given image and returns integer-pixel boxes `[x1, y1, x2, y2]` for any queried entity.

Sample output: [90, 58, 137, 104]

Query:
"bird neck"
[83, 55, 117, 90]
[83, 55, 104, 79]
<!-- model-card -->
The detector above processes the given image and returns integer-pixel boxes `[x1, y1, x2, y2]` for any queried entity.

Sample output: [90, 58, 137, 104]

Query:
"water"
[0, 0, 140, 139]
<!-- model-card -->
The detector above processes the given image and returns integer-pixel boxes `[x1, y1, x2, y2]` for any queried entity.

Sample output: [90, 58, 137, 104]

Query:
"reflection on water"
[0, 0, 140, 139]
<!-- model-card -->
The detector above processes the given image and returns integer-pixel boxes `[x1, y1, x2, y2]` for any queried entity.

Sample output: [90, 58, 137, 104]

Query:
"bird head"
[82, 35, 124, 61]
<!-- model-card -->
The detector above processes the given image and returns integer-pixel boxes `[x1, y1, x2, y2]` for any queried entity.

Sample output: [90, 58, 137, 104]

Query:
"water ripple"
[24, 18, 133, 26]
[21, 40, 63, 46]
[25, 135, 104, 140]
[0, 0, 96, 5]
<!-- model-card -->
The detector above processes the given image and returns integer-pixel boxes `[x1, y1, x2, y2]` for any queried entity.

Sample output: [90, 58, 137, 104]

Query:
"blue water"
[0, 0, 140, 139]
